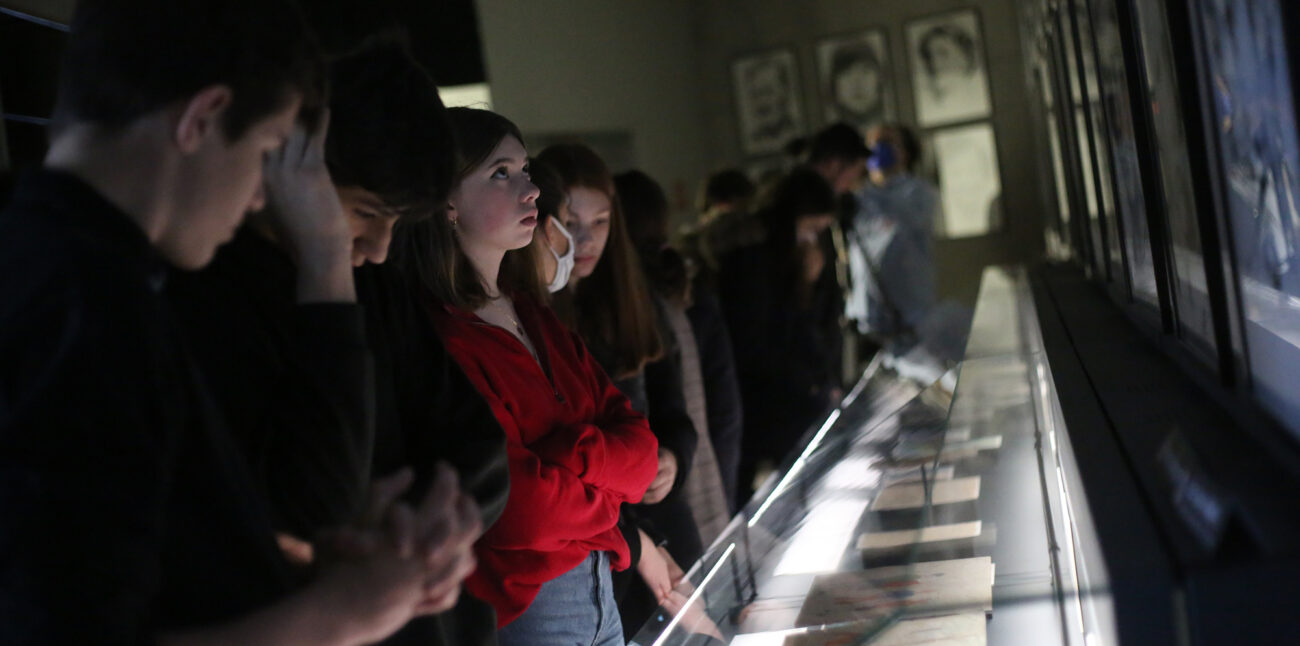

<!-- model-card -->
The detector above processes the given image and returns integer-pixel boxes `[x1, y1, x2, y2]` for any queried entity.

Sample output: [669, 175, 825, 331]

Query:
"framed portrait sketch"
[906, 9, 993, 127]
[815, 29, 895, 133]
[732, 48, 805, 155]
[931, 122, 1003, 238]
[1193, 0, 1300, 435]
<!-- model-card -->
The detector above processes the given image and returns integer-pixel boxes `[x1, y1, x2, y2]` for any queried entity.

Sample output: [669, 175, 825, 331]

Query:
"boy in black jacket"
[0, 1, 477, 644]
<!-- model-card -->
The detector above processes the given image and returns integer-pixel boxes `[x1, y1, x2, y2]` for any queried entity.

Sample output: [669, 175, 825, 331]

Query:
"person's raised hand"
[261, 109, 349, 250]
[261, 108, 356, 302]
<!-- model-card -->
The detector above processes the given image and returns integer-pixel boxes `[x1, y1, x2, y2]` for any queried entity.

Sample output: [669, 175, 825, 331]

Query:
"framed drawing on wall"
[906, 9, 993, 127]
[1195, 0, 1300, 291]
[815, 29, 895, 133]
[1192, 0, 1300, 435]
[732, 47, 805, 155]
[931, 122, 1004, 238]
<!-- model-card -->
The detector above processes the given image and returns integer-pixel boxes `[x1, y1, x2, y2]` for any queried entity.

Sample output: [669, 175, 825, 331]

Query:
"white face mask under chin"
[546, 219, 577, 293]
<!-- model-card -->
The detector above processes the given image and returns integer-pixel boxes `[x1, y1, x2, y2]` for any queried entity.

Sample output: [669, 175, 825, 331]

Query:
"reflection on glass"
[1073, 0, 1123, 280]
[1048, 113, 1074, 239]
[631, 269, 1120, 645]
[1132, 0, 1218, 352]
[1041, 57, 1075, 250]
[1091, 0, 1159, 303]
[1196, 0, 1300, 439]
[1058, 5, 1108, 274]
[628, 364, 985, 646]
[1075, 108, 1101, 219]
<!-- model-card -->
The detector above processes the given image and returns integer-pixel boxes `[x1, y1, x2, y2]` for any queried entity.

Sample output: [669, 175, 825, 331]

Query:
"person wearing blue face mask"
[849, 123, 940, 352]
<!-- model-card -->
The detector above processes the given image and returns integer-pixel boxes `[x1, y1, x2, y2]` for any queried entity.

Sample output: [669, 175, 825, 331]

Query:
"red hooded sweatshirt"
[430, 295, 659, 627]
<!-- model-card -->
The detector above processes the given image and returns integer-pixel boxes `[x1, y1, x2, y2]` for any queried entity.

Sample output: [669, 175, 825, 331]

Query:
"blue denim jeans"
[497, 551, 624, 646]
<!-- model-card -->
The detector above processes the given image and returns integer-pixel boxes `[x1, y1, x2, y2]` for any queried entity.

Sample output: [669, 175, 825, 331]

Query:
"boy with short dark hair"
[166, 37, 462, 541]
[806, 121, 873, 195]
[0, 1, 476, 644]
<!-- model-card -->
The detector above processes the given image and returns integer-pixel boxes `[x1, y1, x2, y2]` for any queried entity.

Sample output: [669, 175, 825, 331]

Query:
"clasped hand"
[312, 463, 483, 644]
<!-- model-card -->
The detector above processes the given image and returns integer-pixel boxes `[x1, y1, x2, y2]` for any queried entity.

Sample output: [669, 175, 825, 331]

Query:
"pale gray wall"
[476, 0, 712, 222]
[478, 0, 1046, 302]
[691, 0, 1047, 303]
[9, 0, 1045, 300]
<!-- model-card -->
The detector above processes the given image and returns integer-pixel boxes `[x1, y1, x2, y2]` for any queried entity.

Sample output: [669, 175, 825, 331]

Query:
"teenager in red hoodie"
[387, 107, 659, 646]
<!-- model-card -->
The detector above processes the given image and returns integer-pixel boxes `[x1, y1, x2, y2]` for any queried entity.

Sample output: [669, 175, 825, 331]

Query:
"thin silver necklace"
[483, 295, 525, 337]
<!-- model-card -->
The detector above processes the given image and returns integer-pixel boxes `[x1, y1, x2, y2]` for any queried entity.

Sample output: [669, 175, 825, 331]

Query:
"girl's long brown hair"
[538, 143, 662, 379]
[389, 107, 544, 310]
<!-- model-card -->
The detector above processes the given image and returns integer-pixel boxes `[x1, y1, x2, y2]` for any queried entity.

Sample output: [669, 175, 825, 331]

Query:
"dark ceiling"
[301, 0, 488, 87]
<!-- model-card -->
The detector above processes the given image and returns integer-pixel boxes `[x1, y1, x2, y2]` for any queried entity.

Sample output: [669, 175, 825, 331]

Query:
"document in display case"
[869, 477, 982, 511]
[794, 557, 994, 626]
[781, 613, 986, 646]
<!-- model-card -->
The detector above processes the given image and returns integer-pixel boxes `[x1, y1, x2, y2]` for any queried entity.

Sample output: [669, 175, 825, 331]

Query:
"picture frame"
[930, 122, 1004, 238]
[814, 28, 895, 133]
[1128, 0, 1220, 351]
[731, 47, 805, 155]
[1087, 0, 1158, 302]
[1050, 1, 1110, 277]
[905, 9, 994, 127]
[1194, 0, 1300, 291]
[1071, 0, 1125, 281]
[1190, 0, 1300, 436]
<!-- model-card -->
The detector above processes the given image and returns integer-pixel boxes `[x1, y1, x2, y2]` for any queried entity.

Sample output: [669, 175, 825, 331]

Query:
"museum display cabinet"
[636, 262, 1300, 646]
[631, 267, 1118, 646]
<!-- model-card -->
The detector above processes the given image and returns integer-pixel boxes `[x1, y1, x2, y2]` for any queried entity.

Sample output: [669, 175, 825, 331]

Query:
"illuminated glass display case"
[631, 267, 1114, 646]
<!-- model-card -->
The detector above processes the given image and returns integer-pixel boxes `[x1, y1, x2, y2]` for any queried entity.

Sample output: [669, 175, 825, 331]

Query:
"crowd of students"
[0, 1, 943, 645]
